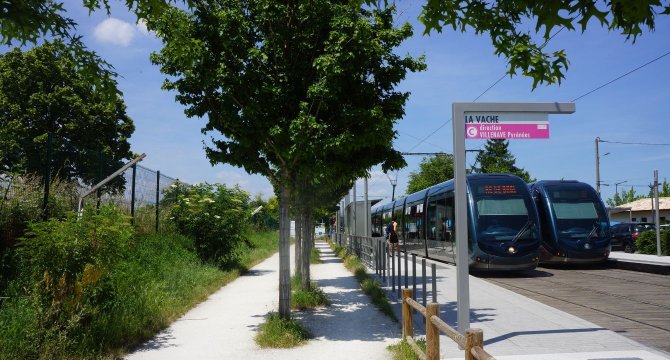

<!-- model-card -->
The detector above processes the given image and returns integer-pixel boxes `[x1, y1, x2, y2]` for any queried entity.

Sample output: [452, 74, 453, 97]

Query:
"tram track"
[479, 266, 670, 353]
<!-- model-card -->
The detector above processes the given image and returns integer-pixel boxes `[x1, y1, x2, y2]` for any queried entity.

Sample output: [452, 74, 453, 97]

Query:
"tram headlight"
[584, 243, 592, 250]
[507, 246, 517, 254]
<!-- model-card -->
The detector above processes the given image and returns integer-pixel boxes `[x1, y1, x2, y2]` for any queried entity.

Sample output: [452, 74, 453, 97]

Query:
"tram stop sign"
[451, 102, 575, 335]
[465, 112, 549, 139]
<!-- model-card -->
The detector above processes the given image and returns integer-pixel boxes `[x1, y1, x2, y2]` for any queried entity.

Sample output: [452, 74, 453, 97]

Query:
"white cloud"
[136, 18, 151, 36]
[215, 170, 250, 188]
[93, 18, 136, 46]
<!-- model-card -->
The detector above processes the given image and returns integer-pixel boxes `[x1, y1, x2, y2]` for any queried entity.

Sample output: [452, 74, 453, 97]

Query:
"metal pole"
[353, 181, 357, 236]
[452, 104, 470, 332]
[391, 246, 395, 291]
[397, 248, 401, 297]
[404, 251, 409, 288]
[422, 259, 427, 307]
[412, 254, 417, 299]
[365, 177, 369, 237]
[431, 263, 437, 303]
[596, 137, 600, 196]
[131, 164, 137, 225]
[42, 131, 52, 220]
[156, 170, 160, 233]
[654, 170, 662, 256]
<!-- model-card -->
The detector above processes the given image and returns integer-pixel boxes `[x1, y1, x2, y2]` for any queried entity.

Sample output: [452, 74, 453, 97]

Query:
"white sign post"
[452, 102, 575, 334]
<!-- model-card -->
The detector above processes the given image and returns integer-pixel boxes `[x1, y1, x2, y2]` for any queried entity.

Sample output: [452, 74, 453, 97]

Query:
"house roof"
[613, 197, 670, 212]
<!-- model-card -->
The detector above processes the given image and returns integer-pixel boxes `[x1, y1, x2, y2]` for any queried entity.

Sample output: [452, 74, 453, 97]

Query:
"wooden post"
[465, 328, 483, 360]
[402, 288, 414, 338]
[426, 302, 440, 360]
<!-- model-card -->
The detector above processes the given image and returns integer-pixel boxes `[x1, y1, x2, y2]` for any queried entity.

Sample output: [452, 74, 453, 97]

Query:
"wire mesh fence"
[1, 159, 182, 249]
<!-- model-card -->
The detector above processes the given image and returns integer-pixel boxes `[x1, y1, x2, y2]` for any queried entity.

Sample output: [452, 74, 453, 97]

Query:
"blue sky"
[27, 1, 670, 204]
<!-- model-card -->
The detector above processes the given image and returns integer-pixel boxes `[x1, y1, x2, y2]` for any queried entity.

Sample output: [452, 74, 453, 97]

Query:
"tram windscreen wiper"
[587, 222, 600, 239]
[512, 219, 533, 243]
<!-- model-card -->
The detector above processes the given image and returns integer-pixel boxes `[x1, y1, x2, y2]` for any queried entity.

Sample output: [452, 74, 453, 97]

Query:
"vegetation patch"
[387, 337, 426, 360]
[329, 241, 397, 321]
[636, 229, 670, 255]
[0, 202, 280, 360]
[291, 275, 329, 310]
[310, 246, 321, 264]
[255, 312, 312, 348]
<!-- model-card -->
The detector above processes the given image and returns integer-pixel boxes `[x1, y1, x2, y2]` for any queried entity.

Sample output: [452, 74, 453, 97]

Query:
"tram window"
[476, 198, 528, 216]
[552, 202, 598, 219]
[427, 195, 454, 241]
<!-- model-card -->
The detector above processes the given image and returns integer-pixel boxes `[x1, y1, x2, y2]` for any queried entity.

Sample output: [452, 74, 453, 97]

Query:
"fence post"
[155, 170, 160, 233]
[130, 164, 136, 225]
[402, 288, 414, 339]
[465, 328, 483, 360]
[426, 302, 440, 360]
[42, 131, 53, 220]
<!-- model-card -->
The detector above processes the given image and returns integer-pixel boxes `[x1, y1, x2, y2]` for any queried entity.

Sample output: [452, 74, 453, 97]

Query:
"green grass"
[290, 274, 329, 310]
[329, 241, 397, 321]
[387, 337, 427, 360]
[310, 246, 321, 264]
[255, 312, 312, 348]
[0, 230, 280, 359]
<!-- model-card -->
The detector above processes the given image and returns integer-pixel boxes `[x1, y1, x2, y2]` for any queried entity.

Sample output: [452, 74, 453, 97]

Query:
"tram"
[529, 180, 611, 264]
[372, 174, 541, 271]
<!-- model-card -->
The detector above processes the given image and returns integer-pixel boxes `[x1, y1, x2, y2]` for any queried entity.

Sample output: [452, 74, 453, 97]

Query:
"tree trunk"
[294, 212, 302, 276]
[301, 209, 312, 290]
[278, 184, 291, 319]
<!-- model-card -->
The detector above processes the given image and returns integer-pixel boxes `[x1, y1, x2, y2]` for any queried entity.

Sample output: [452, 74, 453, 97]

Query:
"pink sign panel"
[465, 123, 549, 139]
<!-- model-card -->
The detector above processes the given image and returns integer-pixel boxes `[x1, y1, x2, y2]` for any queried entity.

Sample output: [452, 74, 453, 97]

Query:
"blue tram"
[529, 180, 611, 264]
[372, 174, 541, 271]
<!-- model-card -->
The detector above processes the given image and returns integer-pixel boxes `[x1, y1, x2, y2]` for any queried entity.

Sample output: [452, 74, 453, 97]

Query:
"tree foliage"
[417, 0, 670, 88]
[472, 139, 533, 182]
[0, 40, 134, 187]
[406, 154, 454, 194]
[148, 0, 423, 317]
[607, 179, 670, 207]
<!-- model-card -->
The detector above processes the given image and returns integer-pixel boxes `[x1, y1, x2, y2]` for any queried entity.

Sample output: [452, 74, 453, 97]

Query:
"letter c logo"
[466, 126, 478, 138]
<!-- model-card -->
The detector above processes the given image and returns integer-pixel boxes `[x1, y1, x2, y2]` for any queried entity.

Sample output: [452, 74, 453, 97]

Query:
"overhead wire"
[598, 139, 670, 146]
[571, 49, 670, 102]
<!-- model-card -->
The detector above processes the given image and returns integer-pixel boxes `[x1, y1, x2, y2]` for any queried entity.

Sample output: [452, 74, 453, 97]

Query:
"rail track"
[479, 264, 670, 353]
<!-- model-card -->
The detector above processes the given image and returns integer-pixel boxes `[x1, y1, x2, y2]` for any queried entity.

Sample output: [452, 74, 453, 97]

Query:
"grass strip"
[328, 240, 397, 321]
[387, 337, 427, 360]
[255, 312, 312, 348]
[291, 274, 330, 310]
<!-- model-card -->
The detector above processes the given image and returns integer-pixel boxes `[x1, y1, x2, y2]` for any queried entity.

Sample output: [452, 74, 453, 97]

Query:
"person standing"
[387, 216, 399, 253]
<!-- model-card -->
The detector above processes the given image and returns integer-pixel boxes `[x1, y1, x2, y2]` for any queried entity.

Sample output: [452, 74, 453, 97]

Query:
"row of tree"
[3, 0, 668, 322]
[606, 179, 670, 207]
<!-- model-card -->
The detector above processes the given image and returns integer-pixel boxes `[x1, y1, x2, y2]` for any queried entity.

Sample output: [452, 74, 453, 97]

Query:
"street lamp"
[385, 172, 398, 201]
[595, 137, 611, 195]
[614, 180, 627, 196]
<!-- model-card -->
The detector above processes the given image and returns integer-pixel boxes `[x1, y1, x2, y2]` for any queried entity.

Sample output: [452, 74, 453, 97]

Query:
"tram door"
[426, 193, 455, 262]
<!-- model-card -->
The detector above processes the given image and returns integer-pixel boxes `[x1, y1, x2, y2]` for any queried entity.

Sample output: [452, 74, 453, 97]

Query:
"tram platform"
[608, 251, 670, 274]
[380, 254, 670, 360]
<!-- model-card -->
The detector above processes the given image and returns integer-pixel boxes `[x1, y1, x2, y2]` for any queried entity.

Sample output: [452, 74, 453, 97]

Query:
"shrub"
[636, 229, 670, 255]
[13, 205, 133, 356]
[166, 183, 252, 267]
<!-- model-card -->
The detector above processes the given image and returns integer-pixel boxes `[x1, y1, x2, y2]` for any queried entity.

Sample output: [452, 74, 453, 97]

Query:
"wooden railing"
[402, 289, 496, 360]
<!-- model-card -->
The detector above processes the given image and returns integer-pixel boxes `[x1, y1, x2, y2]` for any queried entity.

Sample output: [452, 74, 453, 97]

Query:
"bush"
[636, 229, 670, 255]
[10, 206, 134, 357]
[166, 182, 252, 267]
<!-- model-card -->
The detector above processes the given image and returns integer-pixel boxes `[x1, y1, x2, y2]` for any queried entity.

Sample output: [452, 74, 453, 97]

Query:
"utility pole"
[595, 137, 602, 195]
[654, 170, 661, 256]
[614, 180, 627, 197]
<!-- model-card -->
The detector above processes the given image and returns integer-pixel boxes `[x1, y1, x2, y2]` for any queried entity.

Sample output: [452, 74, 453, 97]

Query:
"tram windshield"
[471, 180, 536, 242]
[547, 186, 609, 240]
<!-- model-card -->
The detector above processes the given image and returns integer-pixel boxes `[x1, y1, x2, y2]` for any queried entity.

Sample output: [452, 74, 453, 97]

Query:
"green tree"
[472, 139, 533, 182]
[607, 186, 643, 207]
[148, 1, 422, 318]
[406, 154, 454, 194]
[415, 1, 670, 88]
[0, 40, 134, 187]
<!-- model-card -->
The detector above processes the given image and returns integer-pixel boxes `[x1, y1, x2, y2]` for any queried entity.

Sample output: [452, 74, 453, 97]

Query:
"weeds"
[291, 274, 329, 310]
[255, 312, 311, 348]
[387, 337, 426, 360]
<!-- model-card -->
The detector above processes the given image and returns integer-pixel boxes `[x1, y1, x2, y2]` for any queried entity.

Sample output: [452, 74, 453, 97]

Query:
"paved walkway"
[124, 241, 399, 359]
